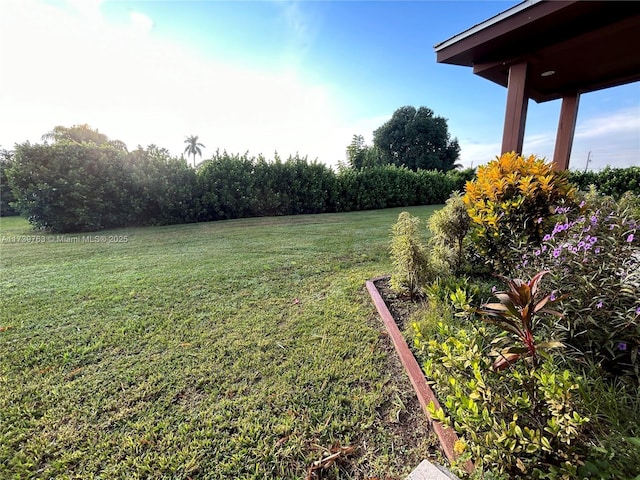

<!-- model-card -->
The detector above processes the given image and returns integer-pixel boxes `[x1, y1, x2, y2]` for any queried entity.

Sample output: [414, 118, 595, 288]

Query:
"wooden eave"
[435, 1, 640, 103]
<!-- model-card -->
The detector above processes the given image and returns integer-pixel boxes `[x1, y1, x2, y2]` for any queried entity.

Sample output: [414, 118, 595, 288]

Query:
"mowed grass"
[0, 207, 439, 480]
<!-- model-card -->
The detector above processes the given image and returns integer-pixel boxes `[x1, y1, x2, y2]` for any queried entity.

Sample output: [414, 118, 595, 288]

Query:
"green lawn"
[0, 207, 440, 479]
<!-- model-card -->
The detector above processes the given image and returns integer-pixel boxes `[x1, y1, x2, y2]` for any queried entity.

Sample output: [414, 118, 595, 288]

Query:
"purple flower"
[550, 293, 557, 301]
[534, 249, 541, 256]
[596, 301, 603, 309]
[543, 234, 552, 241]
[627, 233, 634, 243]
[537, 217, 543, 224]
[589, 236, 597, 244]
[591, 215, 598, 224]
[595, 247, 601, 254]
[616, 342, 627, 352]
[579, 201, 586, 208]
[491, 286, 497, 293]
[609, 224, 616, 230]
[635, 306, 640, 316]
[553, 248, 561, 258]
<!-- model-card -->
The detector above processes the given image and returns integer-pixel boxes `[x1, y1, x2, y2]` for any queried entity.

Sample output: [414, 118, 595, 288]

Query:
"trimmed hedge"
[194, 152, 338, 221]
[8, 139, 638, 235]
[1, 154, 19, 217]
[568, 166, 640, 198]
[7, 142, 196, 232]
[7, 144, 473, 233]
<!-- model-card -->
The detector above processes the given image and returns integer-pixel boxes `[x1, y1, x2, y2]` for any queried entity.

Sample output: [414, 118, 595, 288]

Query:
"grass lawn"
[0, 207, 440, 479]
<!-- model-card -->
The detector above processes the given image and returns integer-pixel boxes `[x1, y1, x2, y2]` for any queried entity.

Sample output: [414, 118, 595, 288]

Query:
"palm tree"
[184, 135, 205, 167]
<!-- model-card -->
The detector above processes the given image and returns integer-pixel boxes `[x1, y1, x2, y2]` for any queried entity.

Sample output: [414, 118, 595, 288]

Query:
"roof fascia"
[434, 0, 544, 52]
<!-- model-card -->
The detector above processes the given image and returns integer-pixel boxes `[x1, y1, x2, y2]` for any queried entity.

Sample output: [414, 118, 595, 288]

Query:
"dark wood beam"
[501, 61, 529, 155]
[553, 93, 580, 170]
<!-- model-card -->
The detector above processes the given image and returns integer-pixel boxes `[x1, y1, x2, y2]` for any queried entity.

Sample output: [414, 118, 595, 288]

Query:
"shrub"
[7, 142, 195, 232]
[568, 166, 640, 199]
[196, 151, 258, 221]
[519, 194, 640, 383]
[575, 375, 640, 479]
[475, 271, 564, 371]
[7, 142, 133, 231]
[7, 136, 465, 232]
[389, 212, 429, 299]
[0, 150, 19, 217]
[427, 192, 471, 276]
[447, 167, 476, 192]
[413, 316, 588, 479]
[463, 153, 576, 274]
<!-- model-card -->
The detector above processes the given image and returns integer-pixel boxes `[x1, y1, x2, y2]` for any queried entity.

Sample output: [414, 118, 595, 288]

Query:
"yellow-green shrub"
[428, 192, 471, 276]
[414, 318, 588, 479]
[463, 152, 575, 273]
[389, 212, 429, 298]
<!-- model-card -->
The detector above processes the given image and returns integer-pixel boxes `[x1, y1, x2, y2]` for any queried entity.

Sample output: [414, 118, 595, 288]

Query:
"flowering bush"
[520, 194, 640, 382]
[463, 152, 575, 274]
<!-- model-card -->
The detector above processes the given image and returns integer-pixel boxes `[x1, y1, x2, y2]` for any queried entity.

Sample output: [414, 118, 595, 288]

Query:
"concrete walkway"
[405, 460, 461, 480]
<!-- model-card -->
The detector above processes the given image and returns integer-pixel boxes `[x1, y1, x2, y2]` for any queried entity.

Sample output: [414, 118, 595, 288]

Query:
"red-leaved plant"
[477, 271, 564, 370]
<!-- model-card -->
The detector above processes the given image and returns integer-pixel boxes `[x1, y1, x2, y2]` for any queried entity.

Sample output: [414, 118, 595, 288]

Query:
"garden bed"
[367, 276, 474, 475]
[380, 156, 640, 478]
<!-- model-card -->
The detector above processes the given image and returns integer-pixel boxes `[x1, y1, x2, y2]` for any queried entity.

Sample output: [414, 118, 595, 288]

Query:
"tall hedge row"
[567, 166, 640, 199]
[5, 143, 475, 233]
[8, 139, 637, 234]
[0, 153, 19, 217]
[7, 142, 196, 231]
[194, 152, 339, 221]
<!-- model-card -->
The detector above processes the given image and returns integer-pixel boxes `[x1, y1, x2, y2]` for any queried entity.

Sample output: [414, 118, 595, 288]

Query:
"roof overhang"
[435, 1, 640, 103]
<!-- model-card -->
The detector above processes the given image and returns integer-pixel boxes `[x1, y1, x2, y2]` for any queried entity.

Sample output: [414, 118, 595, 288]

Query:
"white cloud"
[574, 107, 639, 140]
[0, 0, 354, 169]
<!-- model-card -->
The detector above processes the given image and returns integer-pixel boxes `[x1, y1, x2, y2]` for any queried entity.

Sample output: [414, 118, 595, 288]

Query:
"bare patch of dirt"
[372, 277, 426, 331]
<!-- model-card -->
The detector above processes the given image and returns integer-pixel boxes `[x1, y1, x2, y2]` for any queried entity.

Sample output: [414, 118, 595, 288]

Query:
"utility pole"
[584, 151, 592, 173]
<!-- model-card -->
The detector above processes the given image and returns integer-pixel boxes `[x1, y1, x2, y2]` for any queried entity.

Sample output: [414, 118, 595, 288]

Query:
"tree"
[345, 134, 383, 169]
[184, 135, 205, 168]
[373, 106, 460, 172]
[41, 124, 128, 150]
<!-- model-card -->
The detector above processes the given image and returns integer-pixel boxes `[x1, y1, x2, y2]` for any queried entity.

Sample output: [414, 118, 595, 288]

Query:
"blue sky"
[1, 0, 638, 171]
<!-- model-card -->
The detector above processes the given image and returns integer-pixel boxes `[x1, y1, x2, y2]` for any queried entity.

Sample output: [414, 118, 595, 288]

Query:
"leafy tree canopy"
[41, 124, 127, 150]
[373, 106, 460, 172]
[345, 134, 384, 170]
